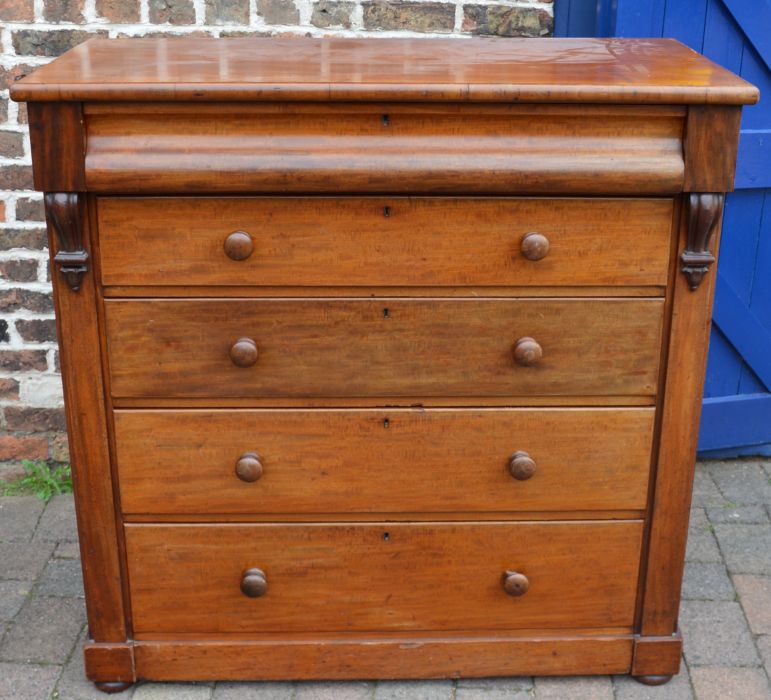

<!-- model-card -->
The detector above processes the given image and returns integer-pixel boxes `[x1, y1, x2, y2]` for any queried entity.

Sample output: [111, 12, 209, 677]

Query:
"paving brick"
[690, 666, 771, 700]
[54, 541, 81, 559]
[294, 681, 375, 700]
[613, 664, 694, 699]
[679, 601, 759, 666]
[0, 660, 60, 699]
[690, 466, 726, 507]
[757, 635, 771, 679]
[533, 676, 613, 698]
[456, 688, 530, 700]
[0, 581, 30, 622]
[456, 677, 533, 697]
[0, 497, 45, 543]
[706, 505, 769, 524]
[0, 596, 84, 663]
[213, 682, 294, 698]
[34, 494, 78, 543]
[685, 509, 722, 563]
[714, 524, 771, 575]
[708, 461, 771, 506]
[55, 629, 133, 699]
[38, 558, 84, 598]
[133, 684, 213, 699]
[681, 561, 735, 600]
[0, 542, 54, 580]
[733, 575, 771, 634]
[375, 680, 454, 699]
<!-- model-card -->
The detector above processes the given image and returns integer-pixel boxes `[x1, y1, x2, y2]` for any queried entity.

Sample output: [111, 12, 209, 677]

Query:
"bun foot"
[634, 675, 673, 686]
[94, 681, 134, 694]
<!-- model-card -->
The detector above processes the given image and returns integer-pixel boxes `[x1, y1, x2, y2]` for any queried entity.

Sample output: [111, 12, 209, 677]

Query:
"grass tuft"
[1, 460, 73, 501]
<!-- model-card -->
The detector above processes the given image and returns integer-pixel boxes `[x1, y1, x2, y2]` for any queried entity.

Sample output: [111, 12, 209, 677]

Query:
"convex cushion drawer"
[115, 408, 654, 515]
[97, 198, 673, 288]
[104, 298, 664, 398]
[125, 521, 644, 635]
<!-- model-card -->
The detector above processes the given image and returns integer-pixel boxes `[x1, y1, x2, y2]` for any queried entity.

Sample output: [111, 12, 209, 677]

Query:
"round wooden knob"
[503, 571, 529, 597]
[224, 231, 253, 261]
[513, 337, 542, 366]
[509, 451, 536, 480]
[230, 338, 258, 368]
[235, 452, 263, 482]
[240, 568, 267, 598]
[520, 232, 550, 261]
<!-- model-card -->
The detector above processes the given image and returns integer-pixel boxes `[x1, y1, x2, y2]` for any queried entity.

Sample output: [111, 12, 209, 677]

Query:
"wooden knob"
[509, 451, 536, 480]
[503, 571, 529, 597]
[224, 231, 253, 261]
[235, 452, 263, 482]
[513, 337, 542, 366]
[520, 232, 550, 261]
[240, 568, 267, 598]
[230, 338, 258, 368]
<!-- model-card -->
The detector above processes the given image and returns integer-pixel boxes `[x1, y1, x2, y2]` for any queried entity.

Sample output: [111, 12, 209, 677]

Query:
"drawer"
[104, 298, 664, 399]
[97, 198, 673, 288]
[125, 521, 643, 634]
[115, 408, 654, 515]
[85, 103, 685, 194]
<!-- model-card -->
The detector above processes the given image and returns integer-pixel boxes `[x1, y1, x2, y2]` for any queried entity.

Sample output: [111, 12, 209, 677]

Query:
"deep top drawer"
[97, 198, 673, 289]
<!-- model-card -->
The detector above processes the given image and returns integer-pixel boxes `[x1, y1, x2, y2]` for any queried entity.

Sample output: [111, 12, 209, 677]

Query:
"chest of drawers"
[12, 37, 757, 691]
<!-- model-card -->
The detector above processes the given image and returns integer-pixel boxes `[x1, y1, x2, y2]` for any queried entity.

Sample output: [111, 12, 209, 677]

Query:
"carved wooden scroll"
[45, 192, 88, 291]
[681, 193, 723, 291]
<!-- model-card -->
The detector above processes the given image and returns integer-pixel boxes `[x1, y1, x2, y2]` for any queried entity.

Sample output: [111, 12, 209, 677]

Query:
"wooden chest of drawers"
[12, 37, 757, 691]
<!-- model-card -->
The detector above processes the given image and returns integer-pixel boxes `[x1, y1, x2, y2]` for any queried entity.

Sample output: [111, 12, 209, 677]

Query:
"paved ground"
[0, 460, 769, 699]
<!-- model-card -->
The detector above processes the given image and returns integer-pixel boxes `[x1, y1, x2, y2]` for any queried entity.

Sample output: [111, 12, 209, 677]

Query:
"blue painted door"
[556, 0, 771, 456]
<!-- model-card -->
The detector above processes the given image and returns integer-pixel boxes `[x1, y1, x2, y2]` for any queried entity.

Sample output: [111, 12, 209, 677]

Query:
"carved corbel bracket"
[681, 193, 724, 291]
[45, 192, 89, 291]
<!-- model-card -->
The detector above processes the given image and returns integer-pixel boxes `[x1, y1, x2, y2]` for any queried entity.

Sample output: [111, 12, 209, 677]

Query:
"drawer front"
[115, 408, 654, 515]
[97, 198, 673, 288]
[125, 521, 643, 634]
[105, 299, 664, 399]
[86, 104, 684, 194]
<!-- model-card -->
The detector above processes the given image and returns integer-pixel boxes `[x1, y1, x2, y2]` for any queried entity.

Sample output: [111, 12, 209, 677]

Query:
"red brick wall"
[0, 0, 553, 477]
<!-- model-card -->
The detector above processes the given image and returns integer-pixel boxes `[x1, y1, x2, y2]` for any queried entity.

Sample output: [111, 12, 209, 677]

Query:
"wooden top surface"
[11, 37, 758, 104]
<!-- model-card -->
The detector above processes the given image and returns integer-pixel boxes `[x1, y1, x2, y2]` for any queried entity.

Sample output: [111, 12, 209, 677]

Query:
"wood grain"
[96, 198, 674, 287]
[84, 104, 685, 194]
[27, 102, 85, 191]
[11, 37, 758, 105]
[45, 194, 127, 642]
[124, 521, 643, 634]
[133, 635, 634, 680]
[639, 202, 723, 636]
[104, 298, 665, 399]
[683, 106, 742, 192]
[114, 408, 654, 515]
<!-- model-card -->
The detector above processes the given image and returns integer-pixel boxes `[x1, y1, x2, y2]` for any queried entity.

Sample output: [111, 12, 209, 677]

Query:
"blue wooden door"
[556, 0, 771, 456]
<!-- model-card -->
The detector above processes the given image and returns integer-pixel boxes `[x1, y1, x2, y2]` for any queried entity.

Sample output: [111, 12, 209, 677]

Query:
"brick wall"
[0, 0, 553, 476]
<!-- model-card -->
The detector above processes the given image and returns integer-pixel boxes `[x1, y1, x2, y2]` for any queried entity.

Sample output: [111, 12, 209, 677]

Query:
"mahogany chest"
[11, 37, 757, 691]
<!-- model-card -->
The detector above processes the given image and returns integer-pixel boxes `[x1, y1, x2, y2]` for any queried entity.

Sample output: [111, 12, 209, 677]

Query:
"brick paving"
[0, 460, 769, 699]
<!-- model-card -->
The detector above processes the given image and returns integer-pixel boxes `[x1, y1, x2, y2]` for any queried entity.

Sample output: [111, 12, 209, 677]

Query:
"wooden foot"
[634, 675, 673, 686]
[94, 681, 134, 694]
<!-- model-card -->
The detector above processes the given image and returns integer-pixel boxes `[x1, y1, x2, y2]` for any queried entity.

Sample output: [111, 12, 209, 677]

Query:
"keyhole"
[382, 114, 390, 127]
[383, 418, 390, 428]
[383, 308, 390, 318]
[383, 206, 391, 218]
[383, 532, 390, 541]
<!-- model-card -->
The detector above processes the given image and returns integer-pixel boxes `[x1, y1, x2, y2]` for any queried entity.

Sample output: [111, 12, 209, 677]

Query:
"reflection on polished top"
[12, 36, 759, 104]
